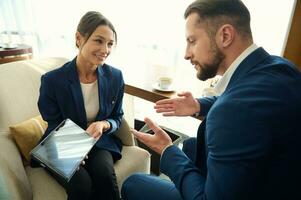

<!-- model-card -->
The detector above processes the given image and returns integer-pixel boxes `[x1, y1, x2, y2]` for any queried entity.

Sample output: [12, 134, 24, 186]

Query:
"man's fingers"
[131, 129, 149, 143]
[162, 112, 176, 117]
[177, 91, 191, 97]
[155, 107, 175, 113]
[154, 103, 173, 109]
[144, 118, 162, 133]
[131, 129, 141, 138]
[155, 108, 177, 116]
[155, 98, 174, 105]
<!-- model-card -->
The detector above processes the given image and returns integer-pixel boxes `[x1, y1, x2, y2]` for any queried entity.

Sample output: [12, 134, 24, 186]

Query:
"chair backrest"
[0, 57, 68, 132]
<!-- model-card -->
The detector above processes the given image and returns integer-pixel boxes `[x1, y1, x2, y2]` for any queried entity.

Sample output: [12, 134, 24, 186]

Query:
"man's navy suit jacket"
[160, 48, 301, 199]
[37, 58, 124, 160]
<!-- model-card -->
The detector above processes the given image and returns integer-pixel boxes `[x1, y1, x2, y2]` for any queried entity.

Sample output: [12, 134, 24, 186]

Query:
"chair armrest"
[115, 118, 135, 146]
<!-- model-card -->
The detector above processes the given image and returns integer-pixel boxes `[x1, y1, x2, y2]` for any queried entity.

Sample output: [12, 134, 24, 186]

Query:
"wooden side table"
[0, 44, 33, 64]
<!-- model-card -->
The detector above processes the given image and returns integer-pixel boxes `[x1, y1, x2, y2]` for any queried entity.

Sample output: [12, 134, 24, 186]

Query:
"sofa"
[0, 57, 151, 200]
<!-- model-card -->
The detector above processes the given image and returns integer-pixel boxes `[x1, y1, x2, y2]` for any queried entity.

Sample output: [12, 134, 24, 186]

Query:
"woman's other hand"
[86, 120, 110, 139]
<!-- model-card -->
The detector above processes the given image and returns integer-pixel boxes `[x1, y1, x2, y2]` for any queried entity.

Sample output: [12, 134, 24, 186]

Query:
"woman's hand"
[86, 120, 110, 139]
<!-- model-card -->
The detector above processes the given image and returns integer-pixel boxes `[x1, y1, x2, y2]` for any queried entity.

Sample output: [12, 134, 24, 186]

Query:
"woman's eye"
[95, 39, 103, 44]
[108, 42, 114, 47]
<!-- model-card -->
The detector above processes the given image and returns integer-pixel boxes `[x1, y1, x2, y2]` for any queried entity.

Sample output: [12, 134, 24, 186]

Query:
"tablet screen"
[31, 119, 97, 182]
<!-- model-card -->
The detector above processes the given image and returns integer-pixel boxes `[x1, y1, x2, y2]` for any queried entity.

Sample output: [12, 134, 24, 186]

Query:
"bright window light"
[0, 0, 296, 95]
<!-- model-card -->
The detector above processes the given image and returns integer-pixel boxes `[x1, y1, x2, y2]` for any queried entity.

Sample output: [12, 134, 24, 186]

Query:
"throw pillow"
[9, 115, 47, 165]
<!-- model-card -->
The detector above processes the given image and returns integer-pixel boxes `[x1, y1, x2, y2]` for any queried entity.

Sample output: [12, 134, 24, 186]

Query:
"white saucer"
[0, 43, 18, 49]
[152, 83, 175, 92]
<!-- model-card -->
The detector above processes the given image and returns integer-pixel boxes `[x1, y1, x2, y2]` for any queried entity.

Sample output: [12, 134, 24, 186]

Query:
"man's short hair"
[184, 0, 252, 39]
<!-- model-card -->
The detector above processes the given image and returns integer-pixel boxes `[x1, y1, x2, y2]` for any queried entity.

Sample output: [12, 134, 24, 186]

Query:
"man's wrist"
[194, 98, 201, 117]
[161, 143, 173, 155]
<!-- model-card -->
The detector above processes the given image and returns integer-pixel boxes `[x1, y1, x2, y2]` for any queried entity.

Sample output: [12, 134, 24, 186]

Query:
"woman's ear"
[216, 24, 235, 48]
[75, 31, 82, 48]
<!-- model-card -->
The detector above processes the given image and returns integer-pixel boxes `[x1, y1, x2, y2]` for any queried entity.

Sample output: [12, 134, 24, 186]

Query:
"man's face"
[185, 13, 225, 81]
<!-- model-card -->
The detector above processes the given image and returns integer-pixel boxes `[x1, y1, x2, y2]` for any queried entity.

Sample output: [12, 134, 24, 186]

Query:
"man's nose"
[184, 48, 191, 60]
[184, 52, 191, 60]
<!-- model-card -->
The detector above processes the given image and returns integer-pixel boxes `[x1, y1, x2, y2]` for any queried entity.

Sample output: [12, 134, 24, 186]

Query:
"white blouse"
[80, 80, 99, 125]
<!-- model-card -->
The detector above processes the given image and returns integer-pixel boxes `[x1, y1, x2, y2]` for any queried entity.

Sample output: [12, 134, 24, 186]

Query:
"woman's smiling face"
[76, 25, 115, 66]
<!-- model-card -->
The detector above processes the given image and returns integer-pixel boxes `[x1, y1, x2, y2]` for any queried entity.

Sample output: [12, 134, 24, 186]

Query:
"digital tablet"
[30, 118, 97, 182]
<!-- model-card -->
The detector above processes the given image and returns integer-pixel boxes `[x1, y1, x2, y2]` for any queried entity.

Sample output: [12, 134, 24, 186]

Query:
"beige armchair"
[0, 58, 150, 200]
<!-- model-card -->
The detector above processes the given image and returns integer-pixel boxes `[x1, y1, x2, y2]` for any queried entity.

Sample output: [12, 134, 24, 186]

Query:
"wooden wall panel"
[284, 0, 301, 70]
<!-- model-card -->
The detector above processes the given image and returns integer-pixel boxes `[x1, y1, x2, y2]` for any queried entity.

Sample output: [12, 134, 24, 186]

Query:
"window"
[0, 0, 296, 95]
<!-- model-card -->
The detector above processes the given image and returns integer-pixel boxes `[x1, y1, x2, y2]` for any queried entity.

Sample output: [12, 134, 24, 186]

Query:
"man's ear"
[216, 24, 235, 48]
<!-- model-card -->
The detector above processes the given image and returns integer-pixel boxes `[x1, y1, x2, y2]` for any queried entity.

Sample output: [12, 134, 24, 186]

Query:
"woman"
[36, 11, 124, 200]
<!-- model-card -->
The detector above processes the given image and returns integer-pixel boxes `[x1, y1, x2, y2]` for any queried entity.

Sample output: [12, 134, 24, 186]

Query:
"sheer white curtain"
[0, 0, 37, 47]
[0, 0, 189, 66]
[0, 0, 78, 57]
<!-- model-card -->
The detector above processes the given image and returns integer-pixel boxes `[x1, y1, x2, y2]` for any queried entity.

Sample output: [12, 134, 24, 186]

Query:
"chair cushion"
[25, 166, 66, 200]
[0, 169, 11, 199]
[0, 133, 32, 200]
[10, 116, 47, 164]
[114, 146, 150, 190]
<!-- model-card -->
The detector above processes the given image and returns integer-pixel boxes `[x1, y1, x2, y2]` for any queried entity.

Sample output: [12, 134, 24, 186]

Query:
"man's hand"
[86, 120, 110, 139]
[154, 91, 200, 116]
[131, 117, 173, 155]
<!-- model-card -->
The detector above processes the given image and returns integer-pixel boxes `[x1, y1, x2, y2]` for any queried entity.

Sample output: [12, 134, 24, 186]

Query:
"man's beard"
[197, 42, 225, 81]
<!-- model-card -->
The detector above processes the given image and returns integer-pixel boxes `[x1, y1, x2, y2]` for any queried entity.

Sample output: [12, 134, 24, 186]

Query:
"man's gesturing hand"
[154, 91, 200, 116]
[131, 117, 172, 155]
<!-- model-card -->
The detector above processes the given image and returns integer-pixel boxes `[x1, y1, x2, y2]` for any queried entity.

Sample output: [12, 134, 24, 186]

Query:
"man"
[121, 0, 301, 199]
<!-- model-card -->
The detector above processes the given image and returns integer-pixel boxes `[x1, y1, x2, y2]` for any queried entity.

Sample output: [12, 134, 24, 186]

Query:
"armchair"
[0, 58, 150, 200]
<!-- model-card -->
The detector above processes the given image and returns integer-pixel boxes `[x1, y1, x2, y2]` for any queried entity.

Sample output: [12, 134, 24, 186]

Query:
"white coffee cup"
[157, 77, 173, 90]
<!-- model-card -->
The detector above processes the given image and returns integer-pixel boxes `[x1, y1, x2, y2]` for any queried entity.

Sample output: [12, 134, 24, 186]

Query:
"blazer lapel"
[67, 58, 87, 128]
[96, 65, 110, 120]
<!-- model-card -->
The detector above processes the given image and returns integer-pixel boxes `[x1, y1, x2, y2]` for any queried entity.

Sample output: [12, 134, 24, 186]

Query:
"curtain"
[0, 0, 39, 50]
[0, 0, 77, 57]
